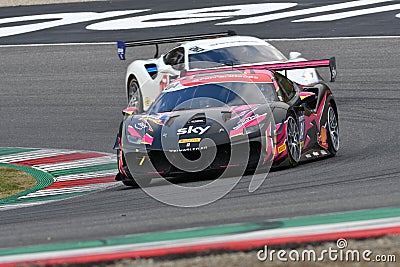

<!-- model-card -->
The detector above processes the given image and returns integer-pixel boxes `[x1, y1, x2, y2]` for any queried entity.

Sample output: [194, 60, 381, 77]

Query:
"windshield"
[150, 82, 277, 114]
[188, 45, 286, 69]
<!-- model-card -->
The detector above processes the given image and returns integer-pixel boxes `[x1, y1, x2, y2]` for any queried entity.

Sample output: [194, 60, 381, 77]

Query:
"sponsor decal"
[177, 125, 210, 135]
[233, 114, 260, 130]
[278, 143, 287, 154]
[165, 81, 180, 91]
[139, 117, 163, 126]
[139, 156, 149, 166]
[168, 146, 208, 153]
[230, 112, 267, 138]
[134, 121, 147, 130]
[320, 126, 327, 143]
[178, 138, 201, 144]
[318, 125, 329, 149]
[182, 74, 268, 87]
[188, 46, 206, 53]
[144, 97, 152, 107]
[189, 119, 206, 124]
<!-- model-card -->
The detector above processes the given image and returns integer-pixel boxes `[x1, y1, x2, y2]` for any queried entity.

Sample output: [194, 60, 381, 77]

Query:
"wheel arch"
[127, 74, 138, 93]
[270, 102, 291, 125]
[126, 74, 143, 107]
[328, 97, 338, 121]
[125, 60, 152, 101]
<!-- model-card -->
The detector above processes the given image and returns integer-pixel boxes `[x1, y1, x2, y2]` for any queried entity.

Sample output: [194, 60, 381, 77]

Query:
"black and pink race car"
[114, 59, 339, 187]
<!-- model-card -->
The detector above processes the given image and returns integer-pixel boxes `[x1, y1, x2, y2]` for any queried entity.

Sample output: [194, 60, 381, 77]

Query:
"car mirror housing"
[122, 106, 137, 116]
[159, 65, 179, 75]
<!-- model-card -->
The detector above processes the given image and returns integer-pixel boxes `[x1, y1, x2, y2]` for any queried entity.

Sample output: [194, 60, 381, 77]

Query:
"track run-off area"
[0, 0, 400, 265]
[0, 148, 118, 210]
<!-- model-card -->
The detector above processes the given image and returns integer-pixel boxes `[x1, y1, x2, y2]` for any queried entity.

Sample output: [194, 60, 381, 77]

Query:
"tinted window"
[275, 73, 297, 101]
[188, 45, 286, 69]
[150, 82, 276, 114]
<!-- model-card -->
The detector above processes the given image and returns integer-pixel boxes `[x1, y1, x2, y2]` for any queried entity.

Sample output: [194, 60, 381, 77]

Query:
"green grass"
[0, 166, 36, 199]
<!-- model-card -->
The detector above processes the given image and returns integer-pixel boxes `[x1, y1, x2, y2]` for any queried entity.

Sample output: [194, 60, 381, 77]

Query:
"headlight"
[127, 135, 142, 144]
[126, 125, 143, 144]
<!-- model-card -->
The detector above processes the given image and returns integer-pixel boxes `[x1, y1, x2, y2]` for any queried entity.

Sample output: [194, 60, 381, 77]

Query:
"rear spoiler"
[117, 30, 237, 60]
[184, 57, 337, 82]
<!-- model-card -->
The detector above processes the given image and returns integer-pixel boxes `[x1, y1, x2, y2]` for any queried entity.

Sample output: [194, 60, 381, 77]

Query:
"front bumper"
[123, 139, 269, 178]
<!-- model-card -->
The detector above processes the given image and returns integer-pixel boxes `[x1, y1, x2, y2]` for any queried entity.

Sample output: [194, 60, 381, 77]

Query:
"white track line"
[219, 0, 393, 25]
[34, 156, 116, 172]
[18, 183, 119, 199]
[55, 170, 118, 181]
[0, 150, 77, 163]
[294, 3, 400, 22]
[0, 200, 56, 211]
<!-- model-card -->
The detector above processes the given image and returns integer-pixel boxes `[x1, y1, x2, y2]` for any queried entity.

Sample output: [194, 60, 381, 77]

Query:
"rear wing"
[184, 57, 337, 82]
[117, 31, 237, 60]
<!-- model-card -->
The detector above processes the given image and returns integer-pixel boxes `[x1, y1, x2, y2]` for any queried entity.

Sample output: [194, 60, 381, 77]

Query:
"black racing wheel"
[127, 77, 143, 114]
[326, 103, 340, 155]
[286, 114, 301, 166]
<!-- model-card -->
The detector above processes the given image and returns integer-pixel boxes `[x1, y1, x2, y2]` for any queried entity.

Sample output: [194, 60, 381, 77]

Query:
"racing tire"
[326, 103, 340, 156]
[127, 77, 143, 114]
[286, 114, 301, 167]
[119, 150, 152, 188]
[122, 178, 152, 188]
[122, 180, 139, 187]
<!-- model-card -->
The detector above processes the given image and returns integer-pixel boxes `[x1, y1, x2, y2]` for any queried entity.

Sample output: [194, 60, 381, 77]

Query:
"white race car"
[117, 31, 320, 113]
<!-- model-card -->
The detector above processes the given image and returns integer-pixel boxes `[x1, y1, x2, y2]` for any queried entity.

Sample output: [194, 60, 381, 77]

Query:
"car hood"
[123, 104, 272, 150]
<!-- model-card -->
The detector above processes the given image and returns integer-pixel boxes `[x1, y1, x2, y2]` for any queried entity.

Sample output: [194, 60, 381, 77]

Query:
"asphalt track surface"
[1, 0, 400, 44]
[0, 37, 399, 249]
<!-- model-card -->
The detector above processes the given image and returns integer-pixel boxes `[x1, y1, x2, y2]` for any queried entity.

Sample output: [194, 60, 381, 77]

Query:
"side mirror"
[122, 107, 137, 116]
[289, 52, 302, 60]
